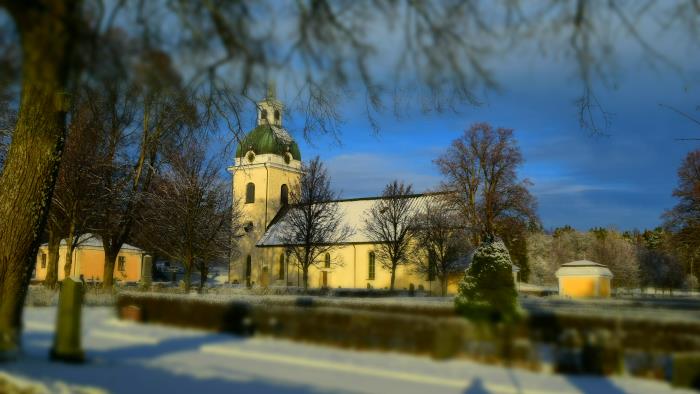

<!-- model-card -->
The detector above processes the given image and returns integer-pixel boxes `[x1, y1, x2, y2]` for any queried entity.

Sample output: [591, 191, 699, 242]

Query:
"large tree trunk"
[102, 247, 118, 288]
[62, 222, 76, 278]
[302, 266, 309, 291]
[184, 257, 193, 293]
[198, 264, 207, 293]
[0, 1, 79, 357]
[44, 226, 62, 289]
[389, 263, 396, 292]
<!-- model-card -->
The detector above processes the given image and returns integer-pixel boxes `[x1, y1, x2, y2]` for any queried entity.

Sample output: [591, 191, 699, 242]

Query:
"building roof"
[561, 260, 607, 267]
[48, 233, 144, 253]
[235, 124, 302, 160]
[555, 260, 613, 278]
[257, 194, 437, 246]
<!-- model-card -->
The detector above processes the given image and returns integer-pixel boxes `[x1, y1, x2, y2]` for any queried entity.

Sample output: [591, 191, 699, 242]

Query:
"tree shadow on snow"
[9, 332, 331, 394]
[565, 375, 627, 394]
[463, 378, 489, 394]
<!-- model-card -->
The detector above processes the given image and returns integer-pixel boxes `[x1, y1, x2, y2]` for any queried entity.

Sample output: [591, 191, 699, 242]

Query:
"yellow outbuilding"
[555, 260, 613, 298]
[33, 233, 146, 284]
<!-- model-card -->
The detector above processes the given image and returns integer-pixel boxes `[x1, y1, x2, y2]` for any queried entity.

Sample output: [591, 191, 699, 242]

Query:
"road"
[0, 307, 693, 394]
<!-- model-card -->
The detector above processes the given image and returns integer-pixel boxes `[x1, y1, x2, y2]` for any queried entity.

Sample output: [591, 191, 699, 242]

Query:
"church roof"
[235, 124, 302, 160]
[257, 194, 438, 246]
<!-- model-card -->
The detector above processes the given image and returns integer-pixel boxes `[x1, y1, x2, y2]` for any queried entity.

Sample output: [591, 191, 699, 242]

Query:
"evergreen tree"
[455, 238, 518, 322]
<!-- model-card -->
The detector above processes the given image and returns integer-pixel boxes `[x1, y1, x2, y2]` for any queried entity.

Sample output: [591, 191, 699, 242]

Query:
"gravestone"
[50, 277, 85, 363]
[141, 255, 153, 287]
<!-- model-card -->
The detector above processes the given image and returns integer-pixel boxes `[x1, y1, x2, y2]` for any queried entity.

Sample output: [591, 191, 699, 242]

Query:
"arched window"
[245, 182, 255, 204]
[324, 253, 331, 268]
[278, 254, 285, 280]
[368, 252, 376, 280]
[245, 255, 252, 287]
[280, 184, 288, 205]
[274, 110, 280, 121]
[261, 109, 268, 122]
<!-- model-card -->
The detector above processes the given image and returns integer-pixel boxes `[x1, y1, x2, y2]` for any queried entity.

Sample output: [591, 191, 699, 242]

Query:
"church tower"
[229, 85, 302, 286]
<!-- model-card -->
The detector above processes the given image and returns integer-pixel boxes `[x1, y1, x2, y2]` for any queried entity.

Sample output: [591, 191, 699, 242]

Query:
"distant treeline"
[526, 226, 695, 291]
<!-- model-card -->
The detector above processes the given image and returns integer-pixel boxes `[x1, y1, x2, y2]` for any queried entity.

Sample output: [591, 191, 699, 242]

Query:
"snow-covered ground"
[0, 307, 695, 394]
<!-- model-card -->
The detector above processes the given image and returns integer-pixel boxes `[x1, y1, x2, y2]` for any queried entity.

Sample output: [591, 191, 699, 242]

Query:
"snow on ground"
[0, 307, 695, 394]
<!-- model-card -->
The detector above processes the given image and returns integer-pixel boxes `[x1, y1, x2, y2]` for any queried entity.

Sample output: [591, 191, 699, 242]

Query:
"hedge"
[116, 292, 700, 386]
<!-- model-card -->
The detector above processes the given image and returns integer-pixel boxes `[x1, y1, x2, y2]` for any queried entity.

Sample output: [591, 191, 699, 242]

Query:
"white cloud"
[324, 153, 441, 198]
[531, 179, 638, 196]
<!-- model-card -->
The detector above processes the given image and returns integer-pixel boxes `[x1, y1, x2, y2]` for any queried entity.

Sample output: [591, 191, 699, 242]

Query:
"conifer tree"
[455, 237, 518, 322]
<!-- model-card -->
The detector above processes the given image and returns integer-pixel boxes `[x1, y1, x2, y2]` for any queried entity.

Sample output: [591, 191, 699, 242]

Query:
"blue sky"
[282, 63, 697, 231]
[232, 7, 700, 232]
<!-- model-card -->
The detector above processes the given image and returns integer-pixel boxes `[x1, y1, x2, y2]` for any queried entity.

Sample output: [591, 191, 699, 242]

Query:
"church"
[228, 88, 459, 294]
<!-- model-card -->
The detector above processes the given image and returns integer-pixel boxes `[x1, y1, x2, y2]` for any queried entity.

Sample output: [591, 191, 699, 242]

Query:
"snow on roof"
[561, 260, 606, 267]
[556, 260, 613, 278]
[257, 194, 439, 246]
[271, 125, 293, 144]
[49, 233, 144, 253]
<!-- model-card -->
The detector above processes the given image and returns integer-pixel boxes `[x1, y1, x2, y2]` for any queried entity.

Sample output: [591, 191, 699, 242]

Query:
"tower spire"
[266, 80, 277, 100]
[257, 80, 283, 127]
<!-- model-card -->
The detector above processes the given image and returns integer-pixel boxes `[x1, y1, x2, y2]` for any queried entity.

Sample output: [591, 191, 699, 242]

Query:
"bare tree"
[88, 50, 197, 289]
[664, 150, 700, 240]
[662, 150, 700, 288]
[633, 228, 685, 294]
[588, 229, 640, 289]
[363, 180, 418, 291]
[0, 0, 696, 357]
[281, 156, 353, 290]
[526, 231, 557, 286]
[49, 93, 104, 282]
[135, 138, 237, 293]
[436, 122, 537, 246]
[42, 99, 97, 288]
[412, 195, 470, 296]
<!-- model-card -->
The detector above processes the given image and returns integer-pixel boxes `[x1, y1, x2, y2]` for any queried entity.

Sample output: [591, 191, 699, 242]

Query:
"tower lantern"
[257, 82, 283, 127]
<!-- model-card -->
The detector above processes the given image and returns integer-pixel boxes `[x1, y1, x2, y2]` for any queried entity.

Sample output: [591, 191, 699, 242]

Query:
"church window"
[41, 253, 47, 268]
[118, 256, 126, 271]
[280, 184, 288, 205]
[245, 183, 255, 203]
[261, 109, 268, 122]
[368, 252, 375, 280]
[324, 253, 331, 268]
[278, 254, 285, 280]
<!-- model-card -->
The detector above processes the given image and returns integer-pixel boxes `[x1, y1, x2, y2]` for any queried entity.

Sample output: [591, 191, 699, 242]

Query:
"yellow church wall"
[230, 152, 302, 286]
[250, 244, 457, 294]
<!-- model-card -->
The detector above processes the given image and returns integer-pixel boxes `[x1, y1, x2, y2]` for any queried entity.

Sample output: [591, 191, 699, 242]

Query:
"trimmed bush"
[555, 328, 583, 373]
[455, 238, 518, 323]
[581, 330, 623, 375]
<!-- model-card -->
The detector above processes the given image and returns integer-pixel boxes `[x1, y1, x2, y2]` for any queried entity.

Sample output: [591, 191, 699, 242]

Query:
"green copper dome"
[235, 124, 301, 160]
